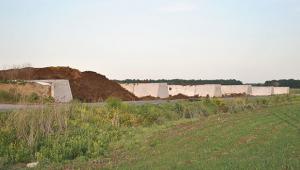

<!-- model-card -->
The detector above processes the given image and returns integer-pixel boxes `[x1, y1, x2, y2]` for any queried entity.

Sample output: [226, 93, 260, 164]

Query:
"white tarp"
[221, 85, 252, 96]
[251, 86, 274, 96]
[195, 84, 222, 97]
[168, 85, 195, 97]
[273, 87, 289, 95]
[120, 83, 169, 98]
[168, 84, 222, 97]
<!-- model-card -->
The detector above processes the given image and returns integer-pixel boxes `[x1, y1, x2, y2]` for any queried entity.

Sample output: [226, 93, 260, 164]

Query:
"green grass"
[290, 88, 300, 95]
[0, 96, 299, 169]
[0, 89, 54, 104]
[0, 80, 26, 84]
[102, 103, 299, 170]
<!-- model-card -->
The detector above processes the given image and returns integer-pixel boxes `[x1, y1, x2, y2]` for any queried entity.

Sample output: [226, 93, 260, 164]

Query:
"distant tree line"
[117, 79, 300, 88]
[115, 79, 243, 85]
[264, 79, 300, 88]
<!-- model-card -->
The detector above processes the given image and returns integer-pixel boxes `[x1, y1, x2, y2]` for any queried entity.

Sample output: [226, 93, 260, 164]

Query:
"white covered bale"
[221, 85, 252, 96]
[120, 83, 169, 98]
[168, 85, 195, 97]
[120, 83, 135, 94]
[51, 80, 73, 103]
[251, 86, 274, 96]
[157, 83, 169, 98]
[195, 84, 222, 97]
[28, 80, 73, 103]
[273, 87, 289, 95]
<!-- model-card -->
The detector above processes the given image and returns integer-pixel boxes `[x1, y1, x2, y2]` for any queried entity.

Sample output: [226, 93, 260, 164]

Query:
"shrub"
[36, 127, 114, 162]
[105, 97, 122, 109]
[28, 92, 39, 103]
[212, 99, 229, 113]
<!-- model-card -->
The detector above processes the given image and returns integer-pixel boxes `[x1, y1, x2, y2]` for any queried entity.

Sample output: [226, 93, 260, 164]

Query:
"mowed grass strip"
[106, 104, 300, 170]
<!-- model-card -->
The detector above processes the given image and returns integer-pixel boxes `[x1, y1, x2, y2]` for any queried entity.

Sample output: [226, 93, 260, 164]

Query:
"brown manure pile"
[0, 67, 137, 102]
[168, 94, 191, 100]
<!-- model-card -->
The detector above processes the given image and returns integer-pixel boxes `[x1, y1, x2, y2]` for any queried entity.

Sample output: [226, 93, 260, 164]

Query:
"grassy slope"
[104, 104, 300, 170]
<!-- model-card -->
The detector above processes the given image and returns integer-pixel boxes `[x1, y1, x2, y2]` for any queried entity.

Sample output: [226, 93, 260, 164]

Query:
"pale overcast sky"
[0, 0, 299, 83]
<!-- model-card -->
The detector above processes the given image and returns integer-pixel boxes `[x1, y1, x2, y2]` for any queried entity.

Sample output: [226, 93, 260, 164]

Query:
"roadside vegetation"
[0, 89, 54, 104]
[0, 80, 54, 104]
[290, 88, 300, 95]
[108, 102, 300, 170]
[0, 95, 299, 169]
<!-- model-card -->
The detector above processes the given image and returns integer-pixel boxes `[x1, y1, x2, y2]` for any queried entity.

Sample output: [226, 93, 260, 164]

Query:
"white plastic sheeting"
[168, 84, 222, 97]
[122, 83, 289, 99]
[120, 83, 135, 94]
[120, 83, 169, 98]
[221, 85, 252, 96]
[251, 86, 274, 96]
[168, 85, 195, 97]
[273, 87, 289, 95]
[195, 84, 222, 97]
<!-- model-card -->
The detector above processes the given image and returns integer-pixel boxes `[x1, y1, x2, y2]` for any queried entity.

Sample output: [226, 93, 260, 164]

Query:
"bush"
[27, 92, 39, 103]
[105, 97, 122, 109]
[36, 127, 115, 162]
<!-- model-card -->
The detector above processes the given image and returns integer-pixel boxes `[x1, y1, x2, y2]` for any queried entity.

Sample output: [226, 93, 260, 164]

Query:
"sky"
[0, 0, 299, 83]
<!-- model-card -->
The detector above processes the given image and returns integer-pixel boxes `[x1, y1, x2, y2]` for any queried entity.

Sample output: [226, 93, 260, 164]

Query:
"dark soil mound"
[0, 67, 137, 102]
[139, 95, 159, 101]
[222, 93, 247, 98]
[168, 94, 190, 100]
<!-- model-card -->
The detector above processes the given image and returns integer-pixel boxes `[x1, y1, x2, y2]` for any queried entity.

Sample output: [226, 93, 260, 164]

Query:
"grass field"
[1, 96, 299, 169]
[40, 97, 300, 170]
[104, 103, 300, 170]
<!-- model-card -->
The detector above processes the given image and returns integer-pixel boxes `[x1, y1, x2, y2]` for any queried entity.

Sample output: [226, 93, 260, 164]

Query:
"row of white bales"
[120, 83, 290, 99]
[16, 80, 289, 102]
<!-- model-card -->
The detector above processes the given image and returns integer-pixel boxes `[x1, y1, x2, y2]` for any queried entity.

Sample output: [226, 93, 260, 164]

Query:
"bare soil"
[168, 94, 191, 100]
[0, 67, 137, 102]
[139, 95, 159, 101]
